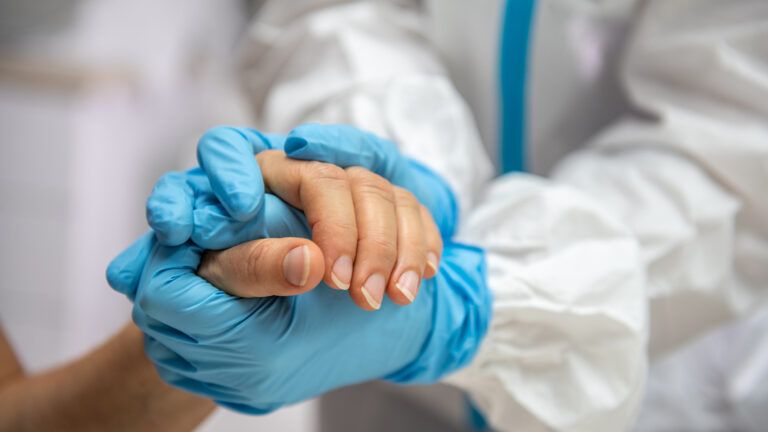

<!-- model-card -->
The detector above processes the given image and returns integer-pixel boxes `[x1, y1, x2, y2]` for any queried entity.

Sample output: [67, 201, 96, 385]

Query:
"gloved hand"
[106, 123, 489, 413]
[107, 196, 490, 414]
[147, 124, 459, 251]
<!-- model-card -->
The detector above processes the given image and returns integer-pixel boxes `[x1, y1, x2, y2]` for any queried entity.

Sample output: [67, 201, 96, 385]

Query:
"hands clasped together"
[107, 124, 491, 413]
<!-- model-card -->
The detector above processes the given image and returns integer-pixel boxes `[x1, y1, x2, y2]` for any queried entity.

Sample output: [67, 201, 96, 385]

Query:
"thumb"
[197, 238, 325, 297]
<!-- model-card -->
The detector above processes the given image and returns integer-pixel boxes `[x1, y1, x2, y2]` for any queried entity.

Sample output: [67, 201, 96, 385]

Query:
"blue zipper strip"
[499, 0, 536, 173]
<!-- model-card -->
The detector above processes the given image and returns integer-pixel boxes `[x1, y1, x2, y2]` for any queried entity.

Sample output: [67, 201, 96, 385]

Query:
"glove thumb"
[197, 238, 325, 297]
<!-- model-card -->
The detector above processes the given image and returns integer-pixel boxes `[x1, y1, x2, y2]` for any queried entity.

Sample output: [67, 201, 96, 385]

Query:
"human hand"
[105, 124, 490, 413]
[146, 124, 454, 309]
[200, 149, 443, 309]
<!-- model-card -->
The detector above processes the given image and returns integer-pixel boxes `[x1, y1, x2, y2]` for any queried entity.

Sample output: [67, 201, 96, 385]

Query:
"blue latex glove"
[107, 123, 490, 413]
[146, 124, 459, 250]
[145, 127, 283, 247]
[108, 198, 490, 413]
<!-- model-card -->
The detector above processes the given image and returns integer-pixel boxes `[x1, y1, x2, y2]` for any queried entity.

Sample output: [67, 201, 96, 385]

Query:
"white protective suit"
[237, 0, 768, 430]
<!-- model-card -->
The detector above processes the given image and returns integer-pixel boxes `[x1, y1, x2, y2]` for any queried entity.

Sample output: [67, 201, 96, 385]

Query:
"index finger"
[256, 150, 358, 291]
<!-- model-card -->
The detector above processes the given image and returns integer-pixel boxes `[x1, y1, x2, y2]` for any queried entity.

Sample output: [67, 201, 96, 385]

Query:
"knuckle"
[346, 166, 381, 182]
[360, 183, 395, 205]
[350, 172, 395, 203]
[313, 219, 358, 238]
[394, 187, 418, 208]
[344, 165, 366, 177]
[358, 184, 395, 206]
[361, 234, 397, 258]
[304, 161, 347, 183]
[244, 243, 267, 279]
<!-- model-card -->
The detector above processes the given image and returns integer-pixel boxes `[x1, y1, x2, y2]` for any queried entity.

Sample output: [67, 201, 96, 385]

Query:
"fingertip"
[106, 232, 156, 299]
[305, 241, 325, 286]
[284, 135, 309, 155]
[283, 244, 311, 287]
[146, 200, 191, 246]
[395, 270, 420, 303]
[329, 255, 353, 291]
[197, 126, 266, 221]
[277, 240, 324, 295]
[222, 189, 263, 222]
[106, 261, 134, 296]
[146, 173, 195, 246]
[300, 242, 326, 288]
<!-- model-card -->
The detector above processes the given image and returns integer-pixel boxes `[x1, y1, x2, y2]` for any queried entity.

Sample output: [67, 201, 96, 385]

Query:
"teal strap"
[499, 0, 536, 173]
[464, 3, 538, 429]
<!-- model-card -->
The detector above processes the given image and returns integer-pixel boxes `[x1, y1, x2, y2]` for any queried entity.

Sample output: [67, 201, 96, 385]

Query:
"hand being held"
[198, 149, 443, 310]
[106, 124, 490, 414]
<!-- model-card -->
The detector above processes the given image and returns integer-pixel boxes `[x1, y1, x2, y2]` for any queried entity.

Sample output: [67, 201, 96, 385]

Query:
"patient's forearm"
[0, 323, 214, 432]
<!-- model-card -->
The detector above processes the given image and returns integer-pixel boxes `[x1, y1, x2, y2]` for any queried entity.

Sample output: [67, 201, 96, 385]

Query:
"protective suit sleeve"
[551, 0, 768, 357]
[446, 174, 648, 432]
[454, 3, 768, 429]
[238, 0, 494, 219]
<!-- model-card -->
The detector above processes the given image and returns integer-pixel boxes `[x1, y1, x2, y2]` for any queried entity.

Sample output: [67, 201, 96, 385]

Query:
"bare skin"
[198, 150, 444, 311]
[0, 323, 214, 432]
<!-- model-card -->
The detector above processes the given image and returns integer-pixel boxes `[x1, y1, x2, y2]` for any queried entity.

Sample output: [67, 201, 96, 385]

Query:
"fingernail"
[283, 245, 310, 287]
[396, 271, 419, 303]
[426, 252, 439, 273]
[331, 256, 352, 290]
[361, 273, 385, 310]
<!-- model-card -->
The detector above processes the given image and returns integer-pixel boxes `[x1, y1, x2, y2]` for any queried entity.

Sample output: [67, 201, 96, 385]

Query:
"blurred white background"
[0, 0, 317, 430]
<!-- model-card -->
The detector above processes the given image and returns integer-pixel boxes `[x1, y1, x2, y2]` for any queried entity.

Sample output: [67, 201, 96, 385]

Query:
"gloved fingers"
[191, 194, 311, 250]
[133, 306, 199, 345]
[137, 311, 253, 400]
[420, 205, 443, 279]
[197, 237, 325, 297]
[106, 231, 156, 301]
[144, 334, 198, 374]
[191, 202, 261, 250]
[344, 167, 399, 311]
[197, 126, 272, 222]
[146, 338, 270, 409]
[256, 150, 358, 291]
[284, 124, 408, 185]
[386, 187, 428, 306]
[151, 359, 253, 405]
[146, 172, 195, 246]
[137, 243, 257, 338]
